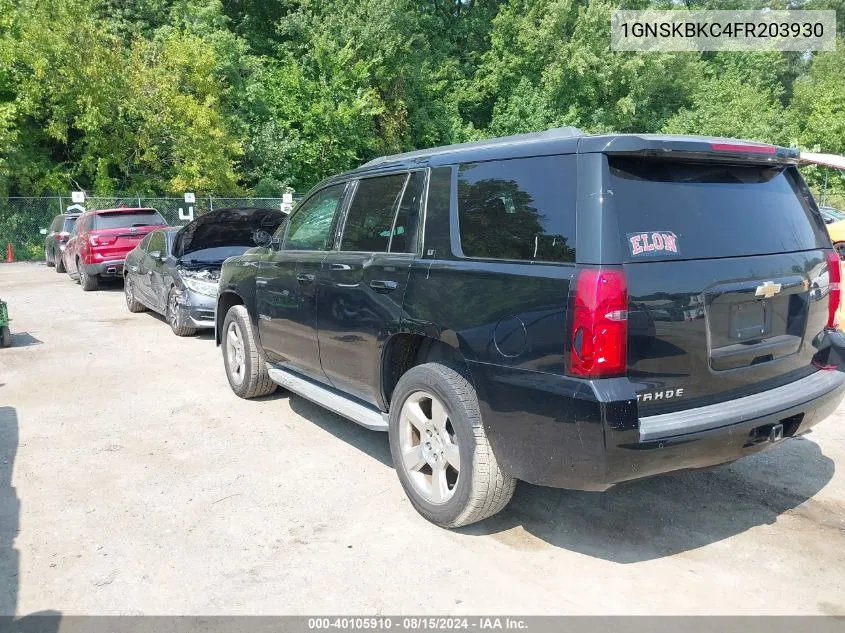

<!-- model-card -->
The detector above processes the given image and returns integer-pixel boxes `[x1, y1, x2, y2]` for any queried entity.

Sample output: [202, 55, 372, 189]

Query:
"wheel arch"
[215, 291, 245, 345]
[380, 332, 473, 411]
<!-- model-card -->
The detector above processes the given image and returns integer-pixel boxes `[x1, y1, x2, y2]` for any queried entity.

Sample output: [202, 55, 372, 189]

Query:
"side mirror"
[825, 217, 835, 224]
[39, 228, 48, 235]
[253, 229, 273, 248]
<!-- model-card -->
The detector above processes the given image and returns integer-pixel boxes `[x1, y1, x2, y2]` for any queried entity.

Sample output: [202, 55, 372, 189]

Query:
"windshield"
[94, 211, 166, 230]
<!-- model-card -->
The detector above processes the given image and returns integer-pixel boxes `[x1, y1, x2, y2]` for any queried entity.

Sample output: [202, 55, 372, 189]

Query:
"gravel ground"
[0, 261, 844, 616]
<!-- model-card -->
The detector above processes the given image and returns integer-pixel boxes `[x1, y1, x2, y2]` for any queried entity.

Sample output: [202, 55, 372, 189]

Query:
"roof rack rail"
[359, 125, 584, 169]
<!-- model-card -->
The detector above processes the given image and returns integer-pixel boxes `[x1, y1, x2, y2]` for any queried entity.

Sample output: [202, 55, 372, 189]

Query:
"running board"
[266, 366, 389, 432]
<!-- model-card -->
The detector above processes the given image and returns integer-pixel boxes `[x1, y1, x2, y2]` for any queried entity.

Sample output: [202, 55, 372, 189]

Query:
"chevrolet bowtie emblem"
[755, 281, 782, 299]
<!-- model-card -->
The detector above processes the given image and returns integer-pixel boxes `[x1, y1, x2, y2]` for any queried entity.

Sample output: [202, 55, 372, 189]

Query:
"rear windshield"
[94, 211, 165, 230]
[609, 158, 828, 261]
[62, 217, 77, 232]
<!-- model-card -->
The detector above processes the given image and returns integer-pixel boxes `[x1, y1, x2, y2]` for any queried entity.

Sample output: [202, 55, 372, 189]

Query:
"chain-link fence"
[0, 195, 302, 262]
[1, 182, 843, 263]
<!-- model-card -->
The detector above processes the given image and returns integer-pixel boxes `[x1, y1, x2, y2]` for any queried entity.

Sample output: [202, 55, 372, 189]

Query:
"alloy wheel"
[398, 390, 461, 504]
[168, 292, 179, 329]
[225, 321, 246, 386]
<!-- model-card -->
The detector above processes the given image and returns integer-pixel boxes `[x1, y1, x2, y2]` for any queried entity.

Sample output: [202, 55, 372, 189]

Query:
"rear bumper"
[174, 288, 216, 329]
[470, 356, 845, 491]
[81, 260, 124, 277]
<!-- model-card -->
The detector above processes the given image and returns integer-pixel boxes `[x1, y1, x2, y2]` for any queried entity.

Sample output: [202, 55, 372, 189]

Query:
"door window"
[341, 174, 408, 252]
[390, 171, 425, 253]
[148, 232, 166, 258]
[457, 155, 577, 263]
[138, 233, 152, 252]
[69, 216, 83, 236]
[283, 184, 346, 251]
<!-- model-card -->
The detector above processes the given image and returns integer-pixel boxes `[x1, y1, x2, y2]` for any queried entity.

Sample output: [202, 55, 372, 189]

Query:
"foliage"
[0, 0, 843, 201]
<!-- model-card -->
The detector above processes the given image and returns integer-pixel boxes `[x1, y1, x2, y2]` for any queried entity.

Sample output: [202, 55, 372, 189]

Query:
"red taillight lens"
[826, 249, 841, 330]
[89, 234, 116, 246]
[568, 267, 628, 378]
[710, 142, 776, 155]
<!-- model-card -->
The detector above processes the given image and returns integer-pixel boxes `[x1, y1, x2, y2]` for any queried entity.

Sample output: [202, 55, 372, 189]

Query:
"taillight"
[825, 249, 841, 330]
[568, 267, 628, 378]
[710, 142, 776, 155]
[89, 234, 116, 246]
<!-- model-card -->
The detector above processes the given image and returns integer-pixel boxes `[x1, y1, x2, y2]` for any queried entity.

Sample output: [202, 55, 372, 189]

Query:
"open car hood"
[172, 207, 285, 259]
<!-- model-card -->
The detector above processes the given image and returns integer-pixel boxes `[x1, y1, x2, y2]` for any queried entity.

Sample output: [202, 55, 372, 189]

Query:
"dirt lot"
[1, 261, 844, 615]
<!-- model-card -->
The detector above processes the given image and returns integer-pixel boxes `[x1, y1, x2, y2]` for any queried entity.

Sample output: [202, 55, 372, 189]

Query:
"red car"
[62, 207, 168, 291]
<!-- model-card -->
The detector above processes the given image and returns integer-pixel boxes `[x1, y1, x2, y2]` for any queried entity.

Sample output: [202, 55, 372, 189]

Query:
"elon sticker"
[627, 231, 680, 257]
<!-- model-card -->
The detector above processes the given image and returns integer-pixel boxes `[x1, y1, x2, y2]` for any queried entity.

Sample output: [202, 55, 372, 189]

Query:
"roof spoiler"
[579, 135, 801, 164]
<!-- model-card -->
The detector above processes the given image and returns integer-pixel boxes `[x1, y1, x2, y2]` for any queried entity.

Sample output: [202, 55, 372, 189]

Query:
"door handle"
[296, 273, 316, 284]
[370, 279, 398, 293]
[331, 263, 352, 271]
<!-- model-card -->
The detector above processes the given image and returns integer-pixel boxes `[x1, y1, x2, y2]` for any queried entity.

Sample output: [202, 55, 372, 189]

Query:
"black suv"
[43, 212, 79, 271]
[215, 127, 845, 528]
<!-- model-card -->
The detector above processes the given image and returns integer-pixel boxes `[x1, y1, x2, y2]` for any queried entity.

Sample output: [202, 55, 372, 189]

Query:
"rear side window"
[457, 155, 577, 263]
[94, 211, 165, 230]
[341, 174, 407, 252]
[609, 158, 828, 261]
[391, 171, 425, 253]
[50, 216, 63, 231]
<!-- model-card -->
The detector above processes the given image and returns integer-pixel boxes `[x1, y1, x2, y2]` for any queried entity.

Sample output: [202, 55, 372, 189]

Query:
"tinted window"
[62, 217, 77, 232]
[609, 159, 828, 261]
[50, 216, 63, 231]
[391, 171, 425, 253]
[94, 211, 165, 230]
[457, 155, 576, 263]
[284, 184, 345, 251]
[341, 174, 407, 252]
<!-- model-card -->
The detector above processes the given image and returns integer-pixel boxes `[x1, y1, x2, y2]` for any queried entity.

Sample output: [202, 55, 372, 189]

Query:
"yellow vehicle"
[825, 217, 845, 260]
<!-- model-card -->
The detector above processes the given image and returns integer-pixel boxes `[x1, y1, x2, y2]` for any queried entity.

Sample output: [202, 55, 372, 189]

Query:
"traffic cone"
[5, 243, 13, 263]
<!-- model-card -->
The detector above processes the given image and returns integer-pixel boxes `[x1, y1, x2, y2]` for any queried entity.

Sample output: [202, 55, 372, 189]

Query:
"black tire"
[45, 249, 55, 267]
[55, 255, 65, 273]
[0, 326, 11, 348]
[79, 262, 98, 291]
[124, 274, 147, 313]
[221, 304, 277, 398]
[166, 288, 196, 336]
[835, 242, 845, 261]
[388, 362, 516, 528]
